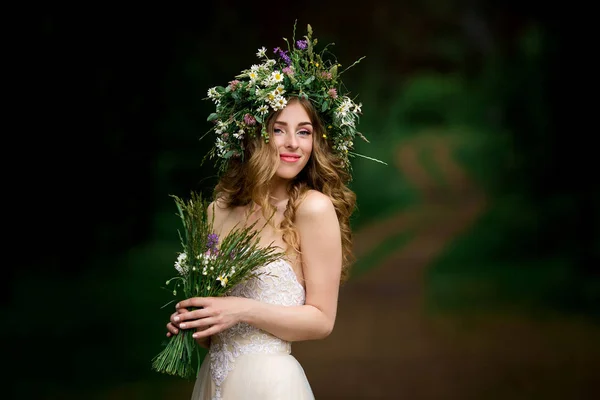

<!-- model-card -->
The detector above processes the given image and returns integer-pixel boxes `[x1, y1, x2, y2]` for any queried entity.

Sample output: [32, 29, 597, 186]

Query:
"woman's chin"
[274, 167, 301, 181]
[274, 172, 297, 181]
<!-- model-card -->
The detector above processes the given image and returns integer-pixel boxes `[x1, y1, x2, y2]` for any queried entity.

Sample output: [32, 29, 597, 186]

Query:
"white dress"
[191, 259, 315, 400]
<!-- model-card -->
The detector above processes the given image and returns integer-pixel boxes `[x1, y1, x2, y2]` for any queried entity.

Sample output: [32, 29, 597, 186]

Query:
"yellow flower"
[217, 275, 228, 287]
[322, 134, 327, 138]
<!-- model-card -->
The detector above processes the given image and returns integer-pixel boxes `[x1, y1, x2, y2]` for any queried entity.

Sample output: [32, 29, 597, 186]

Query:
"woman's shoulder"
[296, 189, 335, 218]
[295, 190, 340, 238]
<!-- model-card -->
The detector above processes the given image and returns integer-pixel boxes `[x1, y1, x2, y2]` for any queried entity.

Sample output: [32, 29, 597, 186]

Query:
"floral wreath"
[202, 22, 385, 174]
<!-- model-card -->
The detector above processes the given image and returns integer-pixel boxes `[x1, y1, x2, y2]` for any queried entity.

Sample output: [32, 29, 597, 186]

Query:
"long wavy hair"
[213, 97, 356, 283]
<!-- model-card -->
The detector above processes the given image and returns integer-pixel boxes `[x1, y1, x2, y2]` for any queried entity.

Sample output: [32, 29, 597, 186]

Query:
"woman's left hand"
[175, 296, 251, 339]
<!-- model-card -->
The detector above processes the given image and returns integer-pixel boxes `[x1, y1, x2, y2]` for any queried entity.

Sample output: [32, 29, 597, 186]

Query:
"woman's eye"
[298, 130, 311, 136]
[273, 128, 283, 135]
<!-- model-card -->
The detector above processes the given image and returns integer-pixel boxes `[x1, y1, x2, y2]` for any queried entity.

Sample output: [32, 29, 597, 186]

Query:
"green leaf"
[223, 150, 235, 159]
[207, 113, 218, 122]
[304, 76, 315, 86]
[254, 114, 263, 124]
[321, 100, 329, 113]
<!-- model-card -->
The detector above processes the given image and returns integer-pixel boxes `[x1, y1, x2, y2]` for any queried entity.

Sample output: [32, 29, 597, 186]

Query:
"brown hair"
[213, 97, 356, 283]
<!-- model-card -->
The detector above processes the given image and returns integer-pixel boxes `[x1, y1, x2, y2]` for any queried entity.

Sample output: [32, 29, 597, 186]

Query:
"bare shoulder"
[296, 190, 336, 219]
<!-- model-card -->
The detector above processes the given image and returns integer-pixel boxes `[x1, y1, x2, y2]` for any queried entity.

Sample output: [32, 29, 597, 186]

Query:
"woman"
[165, 23, 378, 399]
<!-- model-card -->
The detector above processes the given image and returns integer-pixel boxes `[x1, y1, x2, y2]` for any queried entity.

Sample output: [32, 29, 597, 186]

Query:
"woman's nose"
[285, 133, 299, 149]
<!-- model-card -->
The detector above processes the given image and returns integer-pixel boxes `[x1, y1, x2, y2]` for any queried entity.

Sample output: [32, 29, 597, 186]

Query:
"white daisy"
[256, 47, 267, 58]
[271, 70, 284, 83]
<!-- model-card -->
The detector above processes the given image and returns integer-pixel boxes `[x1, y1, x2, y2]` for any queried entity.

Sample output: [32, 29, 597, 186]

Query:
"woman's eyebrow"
[274, 121, 313, 127]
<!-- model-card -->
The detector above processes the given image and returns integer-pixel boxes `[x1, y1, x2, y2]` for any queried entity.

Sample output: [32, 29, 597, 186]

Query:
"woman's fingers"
[179, 316, 218, 331]
[192, 324, 221, 339]
[166, 322, 179, 335]
[170, 312, 182, 326]
[176, 297, 213, 310]
[166, 312, 181, 336]
[175, 307, 212, 323]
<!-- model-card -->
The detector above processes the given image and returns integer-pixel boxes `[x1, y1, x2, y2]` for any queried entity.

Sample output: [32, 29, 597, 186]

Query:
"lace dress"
[191, 259, 315, 400]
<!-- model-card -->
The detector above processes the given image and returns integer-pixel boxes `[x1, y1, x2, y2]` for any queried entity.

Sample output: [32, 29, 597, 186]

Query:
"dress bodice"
[208, 259, 305, 398]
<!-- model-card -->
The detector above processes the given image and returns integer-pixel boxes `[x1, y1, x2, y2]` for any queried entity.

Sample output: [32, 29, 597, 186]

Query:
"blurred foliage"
[345, 20, 598, 316]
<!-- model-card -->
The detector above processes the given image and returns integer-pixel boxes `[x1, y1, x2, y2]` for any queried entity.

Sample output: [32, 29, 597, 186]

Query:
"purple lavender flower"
[296, 40, 308, 50]
[273, 47, 292, 65]
[207, 233, 219, 252]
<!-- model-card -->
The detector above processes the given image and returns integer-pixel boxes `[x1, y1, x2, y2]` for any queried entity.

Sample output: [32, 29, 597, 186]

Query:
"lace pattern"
[208, 259, 305, 399]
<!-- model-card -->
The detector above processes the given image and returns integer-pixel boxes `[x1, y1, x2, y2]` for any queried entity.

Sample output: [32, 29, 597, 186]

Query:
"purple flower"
[273, 47, 292, 65]
[296, 40, 308, 50]
[207, 233, 219, 251]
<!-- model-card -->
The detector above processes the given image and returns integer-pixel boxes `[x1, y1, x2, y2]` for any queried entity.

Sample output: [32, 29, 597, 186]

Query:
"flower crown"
[202, 23, 384, 174]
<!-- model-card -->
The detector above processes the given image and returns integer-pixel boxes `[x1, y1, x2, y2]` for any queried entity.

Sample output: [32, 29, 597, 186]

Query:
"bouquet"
[151, 191, 284, 380]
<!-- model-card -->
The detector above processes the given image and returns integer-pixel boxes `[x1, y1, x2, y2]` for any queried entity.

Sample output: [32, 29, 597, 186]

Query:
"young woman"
[165, 23, 377, 399]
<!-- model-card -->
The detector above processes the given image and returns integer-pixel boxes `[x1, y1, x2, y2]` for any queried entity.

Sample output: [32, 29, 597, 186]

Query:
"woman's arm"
[175, 190, 343, 342]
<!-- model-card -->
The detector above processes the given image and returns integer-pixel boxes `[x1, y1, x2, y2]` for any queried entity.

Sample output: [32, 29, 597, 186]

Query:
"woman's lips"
[280, 154, 301, 162]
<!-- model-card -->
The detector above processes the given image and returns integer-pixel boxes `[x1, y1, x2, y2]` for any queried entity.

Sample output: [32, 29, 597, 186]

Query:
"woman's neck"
[268, 177, 291, 206]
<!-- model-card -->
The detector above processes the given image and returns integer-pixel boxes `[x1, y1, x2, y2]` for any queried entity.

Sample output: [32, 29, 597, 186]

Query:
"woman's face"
[272, 99, 314, 180]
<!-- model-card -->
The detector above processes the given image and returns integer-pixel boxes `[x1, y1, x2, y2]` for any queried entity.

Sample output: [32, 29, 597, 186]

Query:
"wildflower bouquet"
[151, 191, 284, 380]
